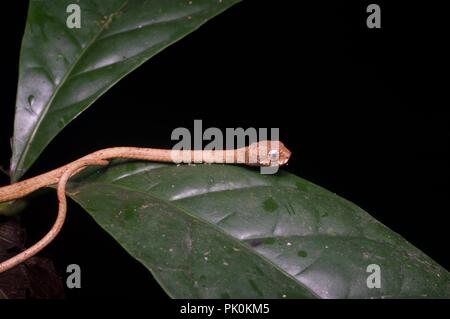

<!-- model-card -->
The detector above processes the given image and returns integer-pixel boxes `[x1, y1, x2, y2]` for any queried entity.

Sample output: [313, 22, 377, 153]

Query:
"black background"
[0, 0, 448, 299]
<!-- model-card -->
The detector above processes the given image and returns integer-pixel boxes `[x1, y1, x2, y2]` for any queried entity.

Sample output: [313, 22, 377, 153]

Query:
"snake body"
[0, 141, 291, 273]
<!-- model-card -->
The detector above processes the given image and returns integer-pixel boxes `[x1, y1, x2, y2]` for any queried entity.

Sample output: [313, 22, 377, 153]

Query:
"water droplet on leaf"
[28, 95, 35, 107]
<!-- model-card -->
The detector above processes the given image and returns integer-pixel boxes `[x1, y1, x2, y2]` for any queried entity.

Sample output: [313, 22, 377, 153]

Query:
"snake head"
[247, 140, 291, 167]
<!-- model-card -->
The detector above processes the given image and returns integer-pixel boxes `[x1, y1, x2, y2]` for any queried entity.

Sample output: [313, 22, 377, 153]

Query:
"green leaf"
[11, 0, 240, 181]
[68, 162, 450, 298]
[0, 199, 28, 216]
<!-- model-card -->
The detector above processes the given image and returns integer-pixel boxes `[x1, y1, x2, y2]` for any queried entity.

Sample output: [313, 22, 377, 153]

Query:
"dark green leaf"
[0, 200, 28, 216]
[68, 162, 450, 298]
[11, 0, 240, 181]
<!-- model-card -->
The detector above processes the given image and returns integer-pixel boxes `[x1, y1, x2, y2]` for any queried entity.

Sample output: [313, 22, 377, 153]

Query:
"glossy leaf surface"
[68, 162, 450, 298]
[11, 0, 240, 181]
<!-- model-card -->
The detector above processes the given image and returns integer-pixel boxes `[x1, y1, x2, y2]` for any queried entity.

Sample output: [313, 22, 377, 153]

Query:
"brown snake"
[0, 141, 291, 273]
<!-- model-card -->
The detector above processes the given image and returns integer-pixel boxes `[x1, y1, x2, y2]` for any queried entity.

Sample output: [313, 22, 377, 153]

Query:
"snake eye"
[268, 149, 279, 161]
